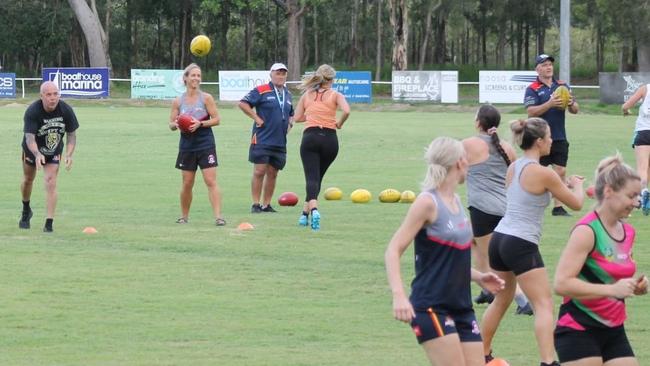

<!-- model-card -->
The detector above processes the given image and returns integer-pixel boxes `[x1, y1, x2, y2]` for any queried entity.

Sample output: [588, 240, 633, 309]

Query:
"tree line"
[2, 0, 650, 81]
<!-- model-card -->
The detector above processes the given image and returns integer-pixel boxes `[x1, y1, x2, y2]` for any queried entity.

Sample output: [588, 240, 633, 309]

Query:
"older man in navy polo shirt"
[239, 63, 295, 213]
[524, 54, 580, 216]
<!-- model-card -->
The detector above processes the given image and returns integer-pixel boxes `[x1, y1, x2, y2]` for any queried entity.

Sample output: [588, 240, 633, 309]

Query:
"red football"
[177, 114, 194, 133]
[278, 192, 299, 206]
[586, 185, 595, 199]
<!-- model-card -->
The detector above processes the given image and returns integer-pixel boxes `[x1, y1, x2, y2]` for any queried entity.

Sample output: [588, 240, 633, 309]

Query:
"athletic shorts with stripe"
[410, 308, 482, 344]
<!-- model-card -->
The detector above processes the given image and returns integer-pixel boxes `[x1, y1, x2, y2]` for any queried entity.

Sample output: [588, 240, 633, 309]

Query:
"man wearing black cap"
[524, 54, 579, 216]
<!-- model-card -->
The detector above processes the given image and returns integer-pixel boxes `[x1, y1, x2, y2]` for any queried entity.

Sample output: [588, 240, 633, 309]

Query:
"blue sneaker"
[298, 214, 309, 227]
[642, 189, 650, 216]
[311, 209, 321, 231]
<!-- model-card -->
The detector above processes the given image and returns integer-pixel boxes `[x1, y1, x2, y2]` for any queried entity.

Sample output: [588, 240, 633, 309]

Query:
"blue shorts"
[410, 308, 482, 344]
[249, 145, 286, 170]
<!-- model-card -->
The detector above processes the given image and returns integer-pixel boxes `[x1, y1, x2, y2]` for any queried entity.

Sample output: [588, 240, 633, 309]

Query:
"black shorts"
[468, 206, 503, 238]
[175, 147, 218, 171]
[488, 231, 545, 275]
[539, 140, 569, 167]
[632, 130, 650, 147]
[248, 145, 287, 170]
[22, 150, 60, 166]
[410, 308, 482, 344]
[555, 325, 634, 363]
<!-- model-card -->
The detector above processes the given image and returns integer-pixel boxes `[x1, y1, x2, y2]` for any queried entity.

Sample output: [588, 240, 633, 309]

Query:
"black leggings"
[300, 127, 339, 201]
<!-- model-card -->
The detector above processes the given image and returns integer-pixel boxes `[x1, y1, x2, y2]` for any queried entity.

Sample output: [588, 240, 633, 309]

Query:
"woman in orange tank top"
[294, 64, 351, 230]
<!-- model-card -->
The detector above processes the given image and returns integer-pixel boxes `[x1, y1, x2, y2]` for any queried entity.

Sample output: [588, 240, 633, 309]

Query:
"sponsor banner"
[131, 69, 186, 99]
[441, 71, 459, 103]
[333, 71, 372, 103]
[479, 71, 538, 103]
[391, 71, 458, 103]
[0, 73, 16, 98]
[218, 70, 270, 101]
[599, 72, 650, 104]
[42, 67, 109, 98]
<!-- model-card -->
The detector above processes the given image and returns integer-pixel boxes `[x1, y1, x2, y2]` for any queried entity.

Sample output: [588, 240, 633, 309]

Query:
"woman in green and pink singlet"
[554, 153, 649, 365]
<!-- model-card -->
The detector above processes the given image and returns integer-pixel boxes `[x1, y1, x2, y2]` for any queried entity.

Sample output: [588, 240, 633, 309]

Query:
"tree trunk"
[418, 0, 440, 70]
[244, 0, 254, 66]
[433, 17, 447, 64]
[516, 20, 523, 69]
[349, 0, 360, 67]
[219, 0, 231, 68]
[179, 0, 192, 67]
[524, 22, 530, 69]
[638, 44, 650, 71]
[68, 20, 86, 67]
[375, 0, 383, 81]
[496, 24, 506, 68]
[314, 6, 319, 66]
[596, 22, 604, 72]
[272, 0, 307, 81]
[388, 0, 408, 70]
[126, 0, 134, 68]
[67, 0, 111, 68]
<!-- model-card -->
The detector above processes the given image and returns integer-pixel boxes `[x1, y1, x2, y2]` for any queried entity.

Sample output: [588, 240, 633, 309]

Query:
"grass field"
[1, 101, 648, 365]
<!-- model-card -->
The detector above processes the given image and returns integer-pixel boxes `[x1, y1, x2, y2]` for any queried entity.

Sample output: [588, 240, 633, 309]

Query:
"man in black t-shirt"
[20, 81, 79, 232]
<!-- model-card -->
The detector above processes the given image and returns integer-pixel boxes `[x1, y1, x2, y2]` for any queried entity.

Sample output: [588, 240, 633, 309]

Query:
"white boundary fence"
[13, 77, 599, 100]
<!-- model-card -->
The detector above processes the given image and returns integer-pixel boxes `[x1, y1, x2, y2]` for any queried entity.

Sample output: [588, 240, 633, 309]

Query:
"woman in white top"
[622, 84, 650, 215]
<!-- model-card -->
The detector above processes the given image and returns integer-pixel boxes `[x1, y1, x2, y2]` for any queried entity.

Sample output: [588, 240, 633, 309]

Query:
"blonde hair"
[510, 117, 548, 150]
[593, 152, 640, 202]
[183, 63, 201, 85]
[421, 137, 465, 190]
[299, 64, 336, 92]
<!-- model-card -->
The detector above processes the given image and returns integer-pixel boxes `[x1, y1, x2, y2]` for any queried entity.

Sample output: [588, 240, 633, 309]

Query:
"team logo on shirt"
[603, 246, 614, 261]
[46, 132, 60, 152]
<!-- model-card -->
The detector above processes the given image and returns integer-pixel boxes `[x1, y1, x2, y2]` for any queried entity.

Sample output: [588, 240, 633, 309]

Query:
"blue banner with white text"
[42, 67, 110, 98]
[333, 71, 372, 103]
[0, 73, 16, 98]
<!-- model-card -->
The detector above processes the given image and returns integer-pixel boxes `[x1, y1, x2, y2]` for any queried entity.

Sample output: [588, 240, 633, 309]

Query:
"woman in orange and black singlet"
[293, 64, 350, 231]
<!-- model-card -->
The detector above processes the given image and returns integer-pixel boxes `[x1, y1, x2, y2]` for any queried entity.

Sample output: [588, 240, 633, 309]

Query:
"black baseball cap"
[535, 54, 555, 65]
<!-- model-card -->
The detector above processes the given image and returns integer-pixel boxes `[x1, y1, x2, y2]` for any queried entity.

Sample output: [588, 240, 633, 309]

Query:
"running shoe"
[261, 205, 277, 213]
[311, 209, 321, 231]
[474, 290, 494, 304]
[19, 209, 33, 229]
[552, 206, 571, 216]
[642, 189, 650, 216]
[298, 214, 309, 227]
[515, 303, 534, 316]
